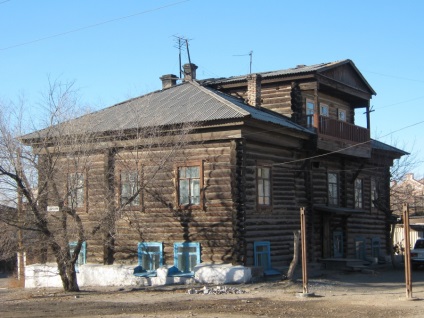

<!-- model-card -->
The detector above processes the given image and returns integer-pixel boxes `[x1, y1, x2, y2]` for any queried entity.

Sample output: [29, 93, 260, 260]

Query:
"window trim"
[173, 242, 201, 275]
[175, 161, 204, 209]
[135, 242, 163, 277]
[327, 172, 339, 206]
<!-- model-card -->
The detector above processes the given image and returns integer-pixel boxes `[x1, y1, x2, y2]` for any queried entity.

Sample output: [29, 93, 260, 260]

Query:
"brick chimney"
[183, 63, 198, 81]
[160, 74, 178, 89]
[247, 74, 262, 108]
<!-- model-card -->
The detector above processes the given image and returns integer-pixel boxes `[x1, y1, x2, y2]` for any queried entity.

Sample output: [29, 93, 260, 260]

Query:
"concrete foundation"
[24, 263, 252, 288]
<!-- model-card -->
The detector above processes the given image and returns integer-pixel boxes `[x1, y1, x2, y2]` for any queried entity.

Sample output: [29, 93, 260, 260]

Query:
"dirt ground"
[1, 266, 423, 318]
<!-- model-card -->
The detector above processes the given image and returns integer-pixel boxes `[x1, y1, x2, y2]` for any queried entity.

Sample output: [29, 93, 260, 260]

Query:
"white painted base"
[24, 263, 252, 288]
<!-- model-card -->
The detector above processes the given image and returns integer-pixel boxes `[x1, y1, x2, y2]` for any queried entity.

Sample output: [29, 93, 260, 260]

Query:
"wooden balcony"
[307, 115, 371, 158]
[318, 116, 370, 143]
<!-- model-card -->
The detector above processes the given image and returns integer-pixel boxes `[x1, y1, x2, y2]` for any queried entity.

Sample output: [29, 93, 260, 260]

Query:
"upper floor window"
[257, 166, 271, 206]
[355, 178, 363, 208]
[371, 177, 378, 208]
[306, 100, 314, 127]
[338, 109, 346, 122]
[328, 172, 339, 206]
[178, 164, 203, 207]
[67, 172, 85, 209]
[320, 104, 329, 117]
[120, 170, 140, 207]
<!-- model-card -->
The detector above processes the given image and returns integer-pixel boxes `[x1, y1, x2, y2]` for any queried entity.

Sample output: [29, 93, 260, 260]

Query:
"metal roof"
[23, 81, 311, 140]
[201, 60, 347, 85]
[371, 139, 409, 156]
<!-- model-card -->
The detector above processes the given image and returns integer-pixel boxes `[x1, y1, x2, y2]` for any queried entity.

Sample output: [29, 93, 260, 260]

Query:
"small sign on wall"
[47, 206, 60, 212]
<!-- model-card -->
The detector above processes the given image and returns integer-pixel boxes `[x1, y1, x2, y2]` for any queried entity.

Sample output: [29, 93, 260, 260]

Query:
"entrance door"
[333, 231, 343, 258]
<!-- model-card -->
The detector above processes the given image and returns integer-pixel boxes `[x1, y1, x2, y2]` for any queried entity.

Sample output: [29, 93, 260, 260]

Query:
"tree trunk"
[287, 230, 300, 281]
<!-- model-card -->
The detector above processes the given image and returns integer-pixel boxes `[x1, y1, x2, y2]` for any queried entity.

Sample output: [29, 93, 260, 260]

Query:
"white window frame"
[320, 103, 329, 117]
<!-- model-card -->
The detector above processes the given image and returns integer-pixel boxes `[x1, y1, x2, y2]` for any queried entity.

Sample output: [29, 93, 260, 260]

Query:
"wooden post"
[300, 207, 308, 294]
[17, 148, 25, 283]
[403, 203, 412, 299]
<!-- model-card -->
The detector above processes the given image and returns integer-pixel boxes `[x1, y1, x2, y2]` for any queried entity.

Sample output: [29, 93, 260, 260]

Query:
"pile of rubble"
[187, 285, 247, 295]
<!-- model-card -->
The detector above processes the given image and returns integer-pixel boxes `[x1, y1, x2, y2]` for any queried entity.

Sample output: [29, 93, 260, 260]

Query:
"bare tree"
[0, 80, 197, 291]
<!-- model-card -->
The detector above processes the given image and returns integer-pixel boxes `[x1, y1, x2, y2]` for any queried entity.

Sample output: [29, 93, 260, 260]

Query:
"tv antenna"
[173, 35, 193, 79]
[233, 50, 253, 74]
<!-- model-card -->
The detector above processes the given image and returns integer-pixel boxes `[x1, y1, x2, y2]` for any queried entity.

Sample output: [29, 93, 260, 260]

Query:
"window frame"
[67, 171, 88, 212]
[371, 237, 380, 258]
[354, 178, 363, 209]
[136, 242, 163, 277]
[254, 241, 271, 269]
[371, 177, 378, 208]
[320, 103, 329, 117]
[176, 161, 204, 209]
[173, 242, 201, 275]
[338, 109, 346, 122]
[69, 241, 86, 272]
[306, 99, 315, 127]
[257, 165, 272, 209]
[119, 169, 142, 208]
[327, 172, 339, 206]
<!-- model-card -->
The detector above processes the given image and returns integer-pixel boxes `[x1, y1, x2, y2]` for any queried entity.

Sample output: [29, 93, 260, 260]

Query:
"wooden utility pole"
[300, 207, 308, 294]
[402, 203, 412, 299]
[17, 148, 25, 282]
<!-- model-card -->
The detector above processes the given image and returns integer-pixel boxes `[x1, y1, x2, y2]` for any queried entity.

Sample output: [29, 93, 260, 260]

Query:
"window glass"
[257, 167, 271, 206]
[306, 100, 314, 127]
[328, 172, 338, 206]
[355, 178, 363, 208]
[254, 241, 271, 269]
[338, 109, 346, 121]
[138, 242, 163, 272]
[68, 172, 84, 208]
[174, 242, 200, 273]
[120, 171, 140, 206]
[320, 104, 329, 116]
[178, 166, 201, 206]
[69, 241, 86, 272]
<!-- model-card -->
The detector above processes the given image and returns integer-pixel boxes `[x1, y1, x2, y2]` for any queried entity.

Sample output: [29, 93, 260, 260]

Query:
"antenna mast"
[233, 50, 253, 74]
[173, 35, 193, 78]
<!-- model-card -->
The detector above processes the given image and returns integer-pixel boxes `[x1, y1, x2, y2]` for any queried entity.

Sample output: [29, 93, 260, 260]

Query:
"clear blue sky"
[1, 0, 424, 175]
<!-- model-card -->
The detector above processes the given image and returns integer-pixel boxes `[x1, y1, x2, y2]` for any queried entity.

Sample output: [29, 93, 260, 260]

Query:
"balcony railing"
[307, 115, 370, 143]
[319, 115, 370, 143]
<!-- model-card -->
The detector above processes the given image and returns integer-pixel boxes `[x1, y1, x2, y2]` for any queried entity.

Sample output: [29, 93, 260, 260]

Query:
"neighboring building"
[391, 174, 424, 250]
[391, 173, 424, 216]
[23, 60, 406, 287]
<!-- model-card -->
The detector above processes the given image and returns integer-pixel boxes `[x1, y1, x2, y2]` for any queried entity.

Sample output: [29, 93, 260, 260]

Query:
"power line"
[364, 70, 424, 84]
[0, 0, 12, 5]
[0, 0, 190, 51]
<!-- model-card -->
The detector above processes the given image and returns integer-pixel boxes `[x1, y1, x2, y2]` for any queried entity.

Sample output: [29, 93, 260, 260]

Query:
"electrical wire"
[0, 0, 190, 51]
